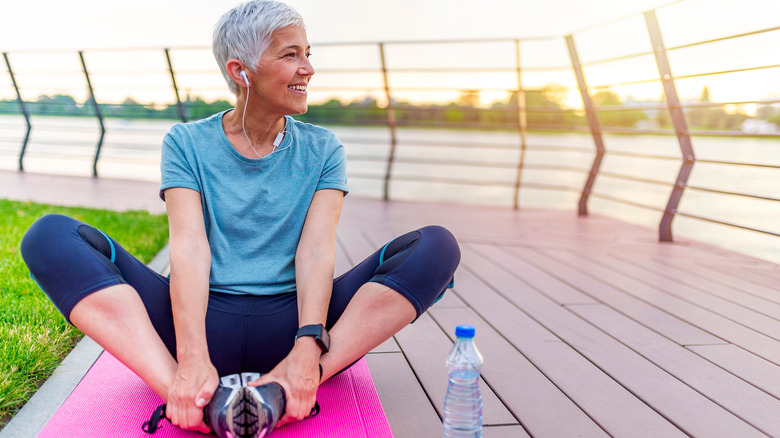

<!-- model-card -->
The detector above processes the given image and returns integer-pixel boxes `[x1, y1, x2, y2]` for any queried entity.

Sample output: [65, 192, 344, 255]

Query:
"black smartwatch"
[295, 324, 330, 353]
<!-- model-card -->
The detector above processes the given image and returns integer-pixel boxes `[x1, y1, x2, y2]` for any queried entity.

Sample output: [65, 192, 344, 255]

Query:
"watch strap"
[295, 324, 330, 353]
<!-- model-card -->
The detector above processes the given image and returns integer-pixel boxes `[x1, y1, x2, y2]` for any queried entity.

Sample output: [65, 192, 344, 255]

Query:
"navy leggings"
[21, 214, 460, 376]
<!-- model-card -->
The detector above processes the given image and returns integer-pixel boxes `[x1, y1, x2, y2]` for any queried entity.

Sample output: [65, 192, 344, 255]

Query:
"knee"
[419, 225, 461, 267]
[21, 214, 76, 264]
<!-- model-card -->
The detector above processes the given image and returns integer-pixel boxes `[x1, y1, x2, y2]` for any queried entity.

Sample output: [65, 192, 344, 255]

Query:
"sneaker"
[205, 373, 286, 438]
[204, 374, 246, 438]
[241, 373, 286, 437]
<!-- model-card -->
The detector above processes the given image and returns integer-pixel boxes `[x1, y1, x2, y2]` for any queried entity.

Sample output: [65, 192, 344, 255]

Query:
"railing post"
[378, 43, 398, 201]
[645, 10, 695, 242]
[565, 35, 605, 217]
[513, 40, 528, 210]
[3, 52, 31, 171]
[164, 48, 188, 123]
[78, 51, 105, 178]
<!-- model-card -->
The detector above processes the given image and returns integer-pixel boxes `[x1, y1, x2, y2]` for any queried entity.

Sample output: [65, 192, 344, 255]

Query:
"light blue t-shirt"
[160, 111, 348, 296]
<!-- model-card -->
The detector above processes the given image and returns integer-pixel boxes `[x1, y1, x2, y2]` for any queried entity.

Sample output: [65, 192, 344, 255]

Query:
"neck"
[223, 101, 286, 157]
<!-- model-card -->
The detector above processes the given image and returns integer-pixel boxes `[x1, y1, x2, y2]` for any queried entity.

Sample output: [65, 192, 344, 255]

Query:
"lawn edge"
[0, 243, 170, 438]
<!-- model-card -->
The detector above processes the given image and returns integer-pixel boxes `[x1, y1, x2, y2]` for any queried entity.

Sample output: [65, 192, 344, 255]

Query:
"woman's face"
[251, 25, 314, 116]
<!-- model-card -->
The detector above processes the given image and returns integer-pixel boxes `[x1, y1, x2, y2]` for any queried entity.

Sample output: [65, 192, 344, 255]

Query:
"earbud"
[240, 70, 249, 86]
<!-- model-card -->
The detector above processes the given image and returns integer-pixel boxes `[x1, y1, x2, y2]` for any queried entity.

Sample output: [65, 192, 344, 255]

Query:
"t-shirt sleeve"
[316, 135, 349, 195]
[159, 126, 201, 201]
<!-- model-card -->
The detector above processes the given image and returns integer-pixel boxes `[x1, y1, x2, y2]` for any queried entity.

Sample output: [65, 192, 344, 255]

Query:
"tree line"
[0, 87, 773, 132]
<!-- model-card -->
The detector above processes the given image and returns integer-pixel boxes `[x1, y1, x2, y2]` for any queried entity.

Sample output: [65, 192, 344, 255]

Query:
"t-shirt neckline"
[217, 111, 292, 165]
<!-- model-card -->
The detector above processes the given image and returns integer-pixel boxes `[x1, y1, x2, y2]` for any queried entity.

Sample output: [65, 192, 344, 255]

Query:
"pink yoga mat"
[39, 352, 392, 437]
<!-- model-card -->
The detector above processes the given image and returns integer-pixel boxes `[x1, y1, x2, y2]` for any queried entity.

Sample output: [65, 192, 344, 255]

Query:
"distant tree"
[0, 98, 22, 114]
[756, 103, 780, 128]
[457, 90, 480, 108]
[356, 97, 386, 123]
[33, 94, 84, 116]
[110, 97, 156, 118]
[591, 90, 647, 128]
[687, 86, 747, 130]
[514, 86, 582, 129]
[656, 87, 748, 131]
[184, 96, 232, 120]
[769, 112, 780, 128]
[444, 103, 466, 124]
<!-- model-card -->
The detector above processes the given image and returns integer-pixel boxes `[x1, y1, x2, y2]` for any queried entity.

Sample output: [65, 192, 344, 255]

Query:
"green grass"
[0, 199, 168, 426]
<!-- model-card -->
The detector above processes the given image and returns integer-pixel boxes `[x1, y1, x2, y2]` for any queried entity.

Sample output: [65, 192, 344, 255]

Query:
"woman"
[20, 1, 460, 436]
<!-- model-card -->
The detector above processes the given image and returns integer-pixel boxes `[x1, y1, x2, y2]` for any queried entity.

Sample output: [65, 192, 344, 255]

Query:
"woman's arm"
[252, 188, 343, 427]
[296, 188, 343, 329]
[164, 187, 219, 433]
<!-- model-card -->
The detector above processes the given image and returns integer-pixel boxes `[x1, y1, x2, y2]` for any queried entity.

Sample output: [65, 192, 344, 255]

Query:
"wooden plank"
[461, 245, 762, 438]
[0, 170, 166, 213]
[365, 352, 442, 438]
[453, 254, 685, 437]
[431, 288, 468, 308]
[469, 244, 596, 306]
[393, 313, 518, 426]
[337, 197, 648, 248]
[483, 425, 531, 438]
[431, 306, 607, 438]
[541, 248, 780, 365]
[651, 254, 780, 303]
[611, 252, 780, 317]
[701, 256, 780, 270]
[355, 209, 603, 436]
[370, 336, 401, 354]
[739, 266, 780, 289]
[687, 344, 780, 400]
[336, 225, 378, 264]
[571, 304, 776, 436]
[334, 233, 352, 277]
[597, 254, 780, 336]
[500, 245, 724, 346]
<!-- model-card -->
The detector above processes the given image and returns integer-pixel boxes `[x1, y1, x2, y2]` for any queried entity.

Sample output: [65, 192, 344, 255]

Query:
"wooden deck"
[4, 170, 780, 437]
[338, 198, 780, 438]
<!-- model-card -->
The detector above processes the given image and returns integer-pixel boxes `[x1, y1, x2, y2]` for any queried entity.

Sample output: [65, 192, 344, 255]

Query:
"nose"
[299, 56, 315, 77]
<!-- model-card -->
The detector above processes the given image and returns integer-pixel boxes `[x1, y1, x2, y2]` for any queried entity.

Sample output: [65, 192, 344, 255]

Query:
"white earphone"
[239, 68, 286, 156]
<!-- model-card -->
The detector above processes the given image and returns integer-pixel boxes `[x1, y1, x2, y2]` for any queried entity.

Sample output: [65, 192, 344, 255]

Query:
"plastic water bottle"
[443, 325, 484, 438]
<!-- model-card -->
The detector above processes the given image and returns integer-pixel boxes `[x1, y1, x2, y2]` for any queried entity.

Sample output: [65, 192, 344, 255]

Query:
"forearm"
[169, 241, 212, 360]
[295, 246, 335, 327]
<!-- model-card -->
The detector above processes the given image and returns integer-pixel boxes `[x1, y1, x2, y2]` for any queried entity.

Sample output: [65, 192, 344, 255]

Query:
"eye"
[305, 52, 312, 58]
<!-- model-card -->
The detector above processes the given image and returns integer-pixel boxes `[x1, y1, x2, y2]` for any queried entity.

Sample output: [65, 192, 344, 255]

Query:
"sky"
[1, 0, 778, 107]
[2, 0, 681, 51]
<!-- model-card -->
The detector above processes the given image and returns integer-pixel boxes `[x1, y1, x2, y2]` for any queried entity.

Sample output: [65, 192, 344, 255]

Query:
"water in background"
[1, 114, 777, 263]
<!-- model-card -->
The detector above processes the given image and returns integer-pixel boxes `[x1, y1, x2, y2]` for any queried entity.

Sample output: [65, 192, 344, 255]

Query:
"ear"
[226, 59, 248, 88]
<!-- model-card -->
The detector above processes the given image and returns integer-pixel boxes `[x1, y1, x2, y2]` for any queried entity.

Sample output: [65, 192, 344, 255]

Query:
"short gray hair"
[213, 1, 305, 95]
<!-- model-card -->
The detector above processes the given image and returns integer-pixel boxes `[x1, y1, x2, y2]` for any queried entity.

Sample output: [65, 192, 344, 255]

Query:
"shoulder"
[287, 117, 338, 144]
[287, 117, 342, 163]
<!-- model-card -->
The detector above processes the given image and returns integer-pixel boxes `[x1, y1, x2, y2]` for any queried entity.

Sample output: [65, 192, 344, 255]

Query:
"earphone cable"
[241, 90, 288, 158]
[242, 89, 264, 158]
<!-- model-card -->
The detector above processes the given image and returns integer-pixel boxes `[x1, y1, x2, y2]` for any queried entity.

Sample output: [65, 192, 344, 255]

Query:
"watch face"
[320, 327, 330, 350]
[297, 324, 329, 352]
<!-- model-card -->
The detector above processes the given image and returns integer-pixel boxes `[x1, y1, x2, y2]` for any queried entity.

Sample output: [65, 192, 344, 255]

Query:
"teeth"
[289, 85, 306, 91]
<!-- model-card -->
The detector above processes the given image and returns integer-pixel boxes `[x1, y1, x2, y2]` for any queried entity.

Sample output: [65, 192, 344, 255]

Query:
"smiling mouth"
[288, 85, 306, 91]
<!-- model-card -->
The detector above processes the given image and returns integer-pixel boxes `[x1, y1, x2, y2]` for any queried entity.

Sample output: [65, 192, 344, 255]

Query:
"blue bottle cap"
[455, 325, 475, 338]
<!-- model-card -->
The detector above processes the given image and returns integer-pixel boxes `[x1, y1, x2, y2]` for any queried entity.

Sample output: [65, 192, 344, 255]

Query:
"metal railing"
[1, 2, 778, 251]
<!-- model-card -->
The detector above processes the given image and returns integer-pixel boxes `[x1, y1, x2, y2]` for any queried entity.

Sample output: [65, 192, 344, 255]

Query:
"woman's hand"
[250, 337, 322, 428]
[166, 356, 219, 433]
